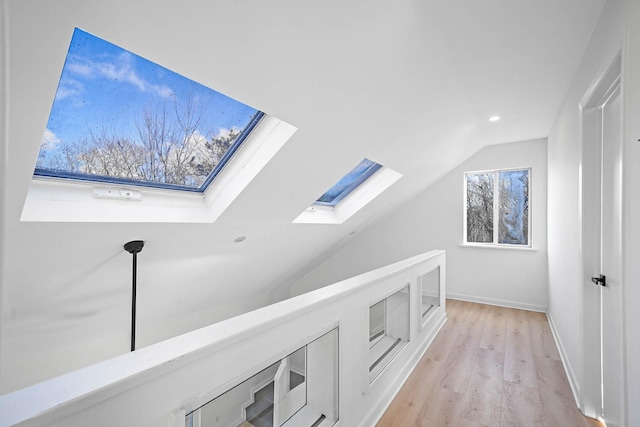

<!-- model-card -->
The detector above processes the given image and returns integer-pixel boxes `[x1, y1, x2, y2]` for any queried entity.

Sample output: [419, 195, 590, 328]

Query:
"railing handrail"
[0, 249, 445, 427]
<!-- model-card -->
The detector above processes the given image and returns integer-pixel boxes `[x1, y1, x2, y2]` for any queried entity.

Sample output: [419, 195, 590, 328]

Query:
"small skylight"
[314, 158, 382, 207]
[34, 28, 263, 192]
[293, 158, 402, 225]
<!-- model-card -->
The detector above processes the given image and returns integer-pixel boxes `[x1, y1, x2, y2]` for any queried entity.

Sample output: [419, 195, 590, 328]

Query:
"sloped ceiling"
[0, 0, 605, 392]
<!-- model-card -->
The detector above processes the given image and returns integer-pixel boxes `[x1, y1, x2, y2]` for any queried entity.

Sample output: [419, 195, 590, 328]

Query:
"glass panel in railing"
[420, 266, 440, 319]
[369, 300, 386, 345]
[185, 328, 339, 427]
[369, 284, 410, 383]
[304, 328, 339, 426]
[185, 361, 278, 427]
[287, 347, 306, 391]
[274, 347, 307, 425]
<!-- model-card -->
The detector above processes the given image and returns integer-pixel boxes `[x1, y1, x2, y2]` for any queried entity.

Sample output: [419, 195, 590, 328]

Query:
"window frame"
[34, 27, 266, 194]
[292, 161, 402, 225]
[366, 283, 410, 385]
[21, 114, 297, 223]
[463, 167, 532, 248]
[313, 159, 383, 207]
[368, 299, 386, 347]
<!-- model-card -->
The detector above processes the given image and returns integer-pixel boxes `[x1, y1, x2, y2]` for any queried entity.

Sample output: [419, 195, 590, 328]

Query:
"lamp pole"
[124, 240, 144, 352]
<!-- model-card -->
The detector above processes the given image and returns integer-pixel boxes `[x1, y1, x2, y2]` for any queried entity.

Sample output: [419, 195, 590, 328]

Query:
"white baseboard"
[360, 309, 448, 427]
[446, 292, 546, 312]
[546, 310, 582, 409]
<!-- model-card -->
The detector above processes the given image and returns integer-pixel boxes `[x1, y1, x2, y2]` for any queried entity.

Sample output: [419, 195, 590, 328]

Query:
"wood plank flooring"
[377, 299, 604, 427]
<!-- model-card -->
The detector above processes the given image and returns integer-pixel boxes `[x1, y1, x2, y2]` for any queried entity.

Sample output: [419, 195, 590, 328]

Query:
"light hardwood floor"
[377, 299, 604, 427]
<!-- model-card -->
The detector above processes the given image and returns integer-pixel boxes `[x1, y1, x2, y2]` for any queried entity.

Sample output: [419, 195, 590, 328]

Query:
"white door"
[597, 82, 625, 427]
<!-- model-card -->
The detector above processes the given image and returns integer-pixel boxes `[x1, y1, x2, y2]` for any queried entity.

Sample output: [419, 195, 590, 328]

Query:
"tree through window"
[465, 169, 530, 246]
[34, 28, 263, 192]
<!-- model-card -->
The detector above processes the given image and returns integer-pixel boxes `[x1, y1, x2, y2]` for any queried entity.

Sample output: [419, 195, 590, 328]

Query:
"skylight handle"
[124, 240, 145, 351]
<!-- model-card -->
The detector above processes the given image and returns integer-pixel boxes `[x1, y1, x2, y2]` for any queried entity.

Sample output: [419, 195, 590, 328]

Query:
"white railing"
[0, 250, 446, 427]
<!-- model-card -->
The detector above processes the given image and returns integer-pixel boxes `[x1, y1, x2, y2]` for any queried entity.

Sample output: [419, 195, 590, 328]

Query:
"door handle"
[591, 274, 606, 286]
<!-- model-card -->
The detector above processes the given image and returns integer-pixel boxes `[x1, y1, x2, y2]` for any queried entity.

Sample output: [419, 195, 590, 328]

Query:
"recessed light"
[234, 236, 246, 243]
[489, 115, 501, 122]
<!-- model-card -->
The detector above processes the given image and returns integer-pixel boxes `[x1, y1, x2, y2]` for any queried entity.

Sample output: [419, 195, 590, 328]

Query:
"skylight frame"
[196, 112, 264, 192]
[314, 159, 383, 207]
[293, 160, 403, 225]
[33, 27, 265, 194]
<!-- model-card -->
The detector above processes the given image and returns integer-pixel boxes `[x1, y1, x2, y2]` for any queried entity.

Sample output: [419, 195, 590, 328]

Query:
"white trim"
[446, 293, 546, 313]
[202, 116, 297, 222]
[547, 310, 582, 411]
[459, 243, 538, 251]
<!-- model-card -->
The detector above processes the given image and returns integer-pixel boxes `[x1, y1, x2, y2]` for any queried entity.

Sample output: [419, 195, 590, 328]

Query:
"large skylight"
[314, 158, 382, 207]
[34, 28, 263, 192]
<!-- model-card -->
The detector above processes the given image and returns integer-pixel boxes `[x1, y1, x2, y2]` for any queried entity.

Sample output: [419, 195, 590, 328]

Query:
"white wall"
[547, 1, 640, 424]
[622, 4, 640, 423]
[546, 1, 624, 402]
[287, 138, 548, 312]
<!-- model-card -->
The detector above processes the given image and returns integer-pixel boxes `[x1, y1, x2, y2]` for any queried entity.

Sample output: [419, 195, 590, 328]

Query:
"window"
[22, 28, 297, 223]
[314, 159, 382, 206]
[35, 28, 263, 192]
[465, 168, 530, 246]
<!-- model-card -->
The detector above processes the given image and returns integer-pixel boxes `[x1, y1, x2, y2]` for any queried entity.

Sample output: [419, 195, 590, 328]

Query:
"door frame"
[579, 51, 624, 423]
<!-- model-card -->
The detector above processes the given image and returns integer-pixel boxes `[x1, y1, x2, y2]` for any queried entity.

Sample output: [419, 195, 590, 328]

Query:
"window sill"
[459, 243, 538, 252]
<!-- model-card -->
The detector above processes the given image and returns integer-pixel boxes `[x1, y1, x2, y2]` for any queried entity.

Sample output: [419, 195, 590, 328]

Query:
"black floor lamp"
[124, 240, 144, 352]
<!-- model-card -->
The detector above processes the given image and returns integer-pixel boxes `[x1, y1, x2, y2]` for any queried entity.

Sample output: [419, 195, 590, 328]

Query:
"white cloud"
[154, 85, 175, 99]
[66, 59, 95, 78]
[125, 70, 147, 91]
[214, 127, 240, 140]
[41, 128, 61, 150]
[186, 130, 210, 149]
[66, 51, 174, 99]
[55, 78, 84, 102]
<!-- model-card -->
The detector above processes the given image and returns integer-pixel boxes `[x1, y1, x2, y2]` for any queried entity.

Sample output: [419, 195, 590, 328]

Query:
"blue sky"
[41, 28, 259, 151]
[316, 159, 382, 206]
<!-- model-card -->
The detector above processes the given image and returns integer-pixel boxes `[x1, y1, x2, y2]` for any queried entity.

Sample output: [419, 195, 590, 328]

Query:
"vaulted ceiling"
[0, 0, 606, 392]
